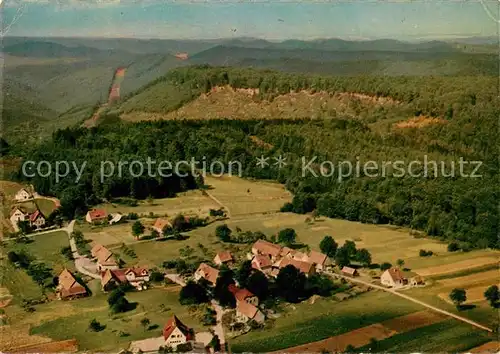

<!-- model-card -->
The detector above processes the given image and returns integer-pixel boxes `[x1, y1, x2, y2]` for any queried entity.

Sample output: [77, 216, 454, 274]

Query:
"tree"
[319, 236, 338, 257]
[396, 259, 405, 268]
[209, 334, 221, 352]
[380, 262, 392, 271]
[214, 266, 236, 308]
[484, 285, 499, 308]
[276, 265, 306, 303]
[246, 270, 269, 300]
[150, 271, 165, 282]
[17, 220, 32, 234]
[111, 296, 132, 313]
[449, 288, 467, 309]
[88, 318, 104, 332]
[0, 137, 10, 156]
[215, 224, 232, 242]
[140, 317, 150, 331]
[150, 229, 159, 239]
[334, 247, 350, 268]
[343, 240, 357, 258]
[108, 288, 125, 306]
[132, 220, 145, 238]
[447, 242, 459, 252]
[7, 251, 19, 264]
[277, 228, 297, 246]
[172, 214, 188, 231]
[355, 248, 372, 267]
[179, 281, 209, 305]
[235, 260, 253, 288]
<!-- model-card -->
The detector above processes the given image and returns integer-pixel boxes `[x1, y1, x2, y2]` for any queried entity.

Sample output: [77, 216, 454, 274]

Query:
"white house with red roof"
[85, 208, 108, 224]
[381, 267, 408, 288]
[163, 315, 194, 349]
[251, 239, 282, 261]
[306, 250, 332, 272]
[251, 254, 273, 274]
[152, 217, 172, 235]
[29, 210, 46, 229]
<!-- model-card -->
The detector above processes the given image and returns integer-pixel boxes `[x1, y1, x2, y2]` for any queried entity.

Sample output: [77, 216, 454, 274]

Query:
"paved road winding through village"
[327, 271, 493, 333]
[65, 220, 101, 279]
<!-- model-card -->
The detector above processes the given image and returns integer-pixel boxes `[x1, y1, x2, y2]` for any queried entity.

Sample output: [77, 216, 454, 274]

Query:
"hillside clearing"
[414, 257, 499, 277]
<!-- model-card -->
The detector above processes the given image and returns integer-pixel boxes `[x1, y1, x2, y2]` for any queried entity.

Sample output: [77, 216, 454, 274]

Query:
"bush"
[88, 319, 105, 332]
[380, 262, 392, 271]
[447, 242, 459, 252]
[419, 249, 433, 257]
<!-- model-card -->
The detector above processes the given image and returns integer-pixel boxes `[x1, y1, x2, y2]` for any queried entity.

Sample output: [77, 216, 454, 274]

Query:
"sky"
[2, 0, 499, 40]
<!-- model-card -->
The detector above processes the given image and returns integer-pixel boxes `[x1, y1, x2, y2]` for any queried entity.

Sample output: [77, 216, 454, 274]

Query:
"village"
[5, 184, 434, 354]
[1, 177, 498, 354]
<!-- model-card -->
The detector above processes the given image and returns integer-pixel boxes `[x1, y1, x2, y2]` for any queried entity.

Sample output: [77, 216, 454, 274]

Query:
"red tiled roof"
[153, 218, 171, 232]
[252, 240, 282, 257]
[215, 251, 233, 263]
[341, 266, 357, 275]
[196, 263, 219, 285]
[125, 267, 149, 277]
[228, 284, 255, 302]
[279, 258, 315, 274]
[101, 269, 127, 287]
[58, 269, 87, 298]
[29, 210, 44, 222]
[163, 315, 192, 340]
[236, 300, 259, 319]
[88, 209, 108, 220]
[308, 251, 328, 265]
[385, 267, 406, 282]
[252, 255, 272, 269]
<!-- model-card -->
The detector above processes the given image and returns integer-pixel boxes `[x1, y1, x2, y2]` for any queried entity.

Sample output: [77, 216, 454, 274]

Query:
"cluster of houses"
[191, 239, 333, 326]
[248, 239, 332, 277]
[91, 243, 150, 291]
[10, 206, 46, 231]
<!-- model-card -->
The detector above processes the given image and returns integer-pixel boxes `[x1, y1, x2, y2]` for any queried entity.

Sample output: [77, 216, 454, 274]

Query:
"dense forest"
[10, 66, 499, 250]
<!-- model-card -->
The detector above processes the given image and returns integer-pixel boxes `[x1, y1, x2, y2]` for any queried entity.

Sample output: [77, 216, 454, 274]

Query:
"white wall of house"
[165, 327, 188, 348]
[15, 190, 31, 201]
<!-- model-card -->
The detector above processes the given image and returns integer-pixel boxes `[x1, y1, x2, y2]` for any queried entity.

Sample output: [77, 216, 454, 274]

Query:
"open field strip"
[437, 269, 499, 288]
[414, 257, 499, 277]
[230, 291, 424, 353]
[9, 339, 78, 353]
[355, 320, 494, 353]
[269, 310, 448, 353]
[468, 341, 500, 353]
[94, 189, 219, 217]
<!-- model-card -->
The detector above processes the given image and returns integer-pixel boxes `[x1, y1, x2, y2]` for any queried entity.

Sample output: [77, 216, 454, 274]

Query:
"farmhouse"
[381, 267, 408, 288]
[341, 266, 359, 277]
[85, 209, 108, 224]
[163, 315, 194, 349]
[235, 300, 265, 323]
[251, 254, 273, 274]
[57, 269, 87, 300]
[277, 258, 316, 277]
[101, 267, 150, 291]
[10, 207, 26, 226]
[153, 218, 172, 235]
[214, 251, 234, 266]
[307, 250, 332, 271]
[14, 188, 32, 201]
[29, 210, 46, 229]
[287, 250, 308, 262]
[194, 263, 219, 285]
[252, 239, 282, 260]
[91, 244, 119, 271]
[228, 284, 259, 306]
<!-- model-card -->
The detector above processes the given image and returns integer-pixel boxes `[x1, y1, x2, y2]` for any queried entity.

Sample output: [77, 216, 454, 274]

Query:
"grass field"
[414, 257, 499, 277]
[0, 262, 43, 302]
[204, 176, 292, 216]
[15, 199, 57, 218]
[230, 290, 423, 353]
[80, 222, 138, 248]
[356, 320, 493, 353]
[6, 231, 73, 274]
[94, 190, 219, 217]
[28, 288, 201, 352]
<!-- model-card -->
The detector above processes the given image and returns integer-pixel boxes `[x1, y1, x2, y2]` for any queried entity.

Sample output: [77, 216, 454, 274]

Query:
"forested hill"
[10, 66, 499, 251]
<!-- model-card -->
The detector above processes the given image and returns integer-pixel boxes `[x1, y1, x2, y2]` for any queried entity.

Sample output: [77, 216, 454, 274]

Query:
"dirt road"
[326, 271, 493, 333]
